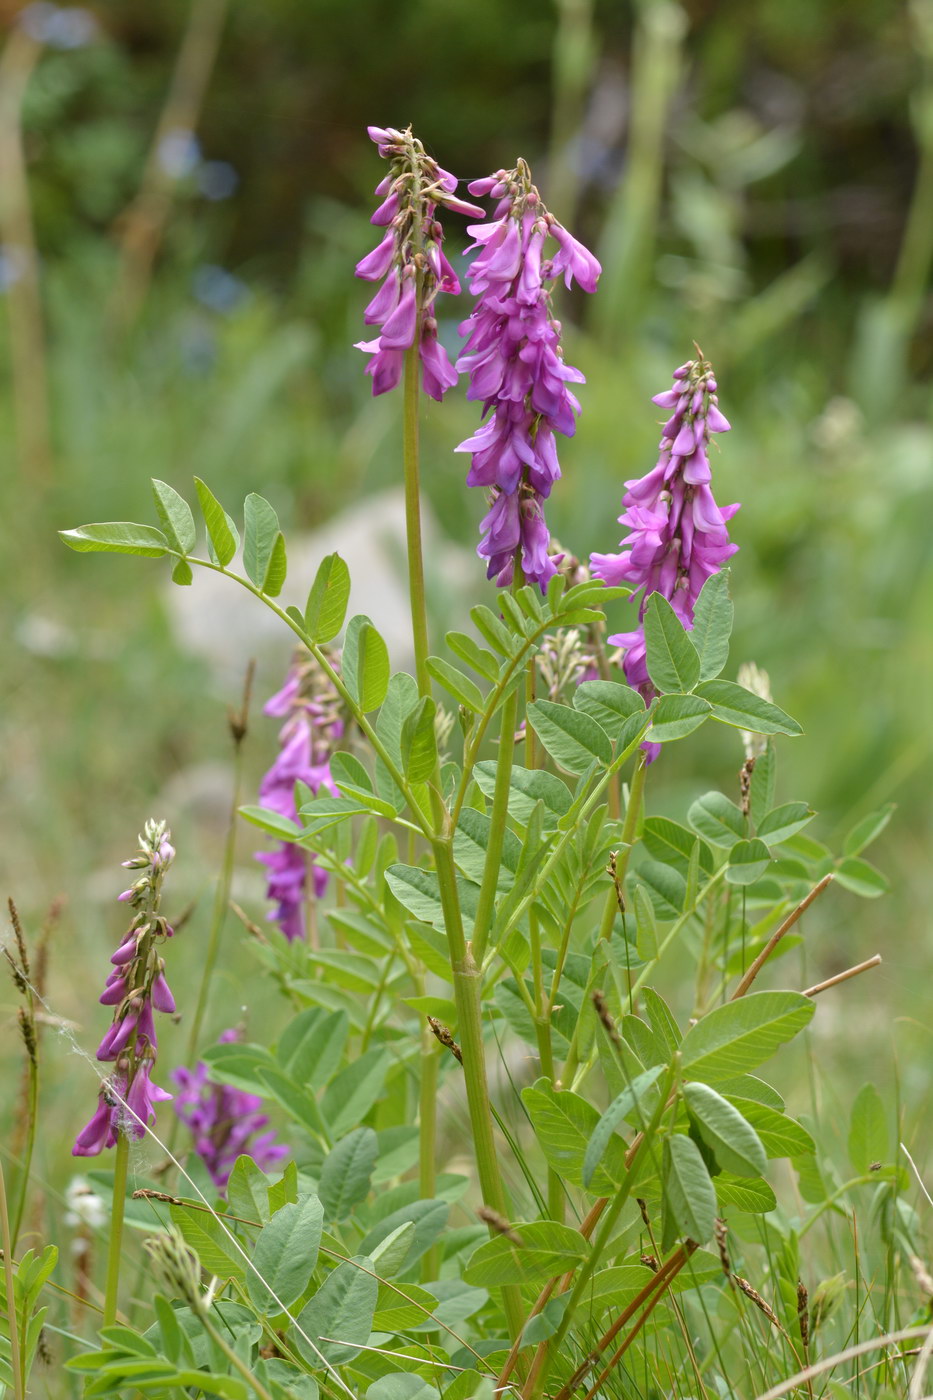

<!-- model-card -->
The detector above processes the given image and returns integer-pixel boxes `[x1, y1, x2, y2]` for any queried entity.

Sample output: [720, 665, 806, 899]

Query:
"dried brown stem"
[803, 954, 882, 998]
[731, 873, 834, 999]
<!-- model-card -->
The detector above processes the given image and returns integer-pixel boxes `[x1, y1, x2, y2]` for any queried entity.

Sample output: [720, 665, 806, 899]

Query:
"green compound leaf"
[295, 1256, 378, 1369]
[473, 760, 571, 827]
[725, 838, 772, 885]
[151, 479, 196, 553]
[843, 804, 895, 857]
[319, 1127, 378, 1221]
[649, 693, 711, 743]
[691, 569, 734, 681]
[243, 493, 282, 591]
[680, 991, 815, 1084]
[247, 1193, 324, 1313]
[723, 1097, 816, 1159]
[644, 592, 701, 694]
[463, 1221, 590, 1288]
[834, 856, 890, 899]
[848, 1082, 889, 1172]
[662, 1134, 716, 1247]
[400, 696, 438, 783]
[194, 477, 239, 566]
[262, 531, 287, 596]
[583, 1065, 665, 1187]
[521, 1078, 629, 1193]
[426, 656, 485, 713]
[757, 802, 815, 845]
[59, 522, 170, 557]
[715, 1173, 777, 1213]
[304, 552, 351, 643]
[342, 615, 390, 714]
[526, 700, 612, 775]
[688, 791, 745, 848]
[445, 630, 499, 681]
[695, 679, 802, 736]
[683, 1082, 767, 1178]
[573, 680, 645, 739]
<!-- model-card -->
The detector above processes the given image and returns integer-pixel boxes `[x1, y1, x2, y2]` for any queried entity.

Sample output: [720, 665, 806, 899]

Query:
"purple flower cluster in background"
[355, 125, 484, 399]
[456, 160, 600, 589]
[73, 821, 176, 1156]
[256, 651, 343, 942]
[591, 355, 739, 696]
[172, 1030, 289, 1192]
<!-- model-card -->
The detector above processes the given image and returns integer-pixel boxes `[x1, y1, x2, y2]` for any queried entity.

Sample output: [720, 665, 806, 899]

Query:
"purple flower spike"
[456, 159, 600, 590]
[591, 353, 739, 720]
[73, 820, 178, 1156]
[173, 1032, 290, 1192]
[256, 651, 344, 941]
[355, 124, 483, 400]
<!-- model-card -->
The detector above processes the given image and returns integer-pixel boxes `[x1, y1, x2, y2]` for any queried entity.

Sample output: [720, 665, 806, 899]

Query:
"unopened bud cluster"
[73, 820, 176, 1155]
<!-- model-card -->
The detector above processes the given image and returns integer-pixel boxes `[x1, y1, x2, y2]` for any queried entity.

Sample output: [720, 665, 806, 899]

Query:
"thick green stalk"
[102, 1132, 130, 1327]
[403, 345, 431, 699]
[433, 836, 524, 1339]
[471, 684, 519, 964]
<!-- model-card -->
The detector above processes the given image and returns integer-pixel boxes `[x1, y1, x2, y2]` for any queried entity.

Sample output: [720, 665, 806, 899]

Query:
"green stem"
[0, 1160, 24, 1400]
[472, 684, 519, 964]
[432, 837, 524, 1339]
[200, 1308, 276, 1400]
[598, 754, 648, 942]
[403, 345, 431, 699]
[103, 1132, 130, 1328]
[541, 1065, 676, 1377]
[799, 1175, 882, 1238]
[489, 712, 653, 959]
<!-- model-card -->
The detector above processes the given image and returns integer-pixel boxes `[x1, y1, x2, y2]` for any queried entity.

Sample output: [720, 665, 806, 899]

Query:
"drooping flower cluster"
[172, 1030, 289, 1192]
[256, 650, 344, 942]
[455, 160, 600, 589]
[591, 355, 739, 695]
[355, 125, 484, 399]
[73, 821, 176, 1156]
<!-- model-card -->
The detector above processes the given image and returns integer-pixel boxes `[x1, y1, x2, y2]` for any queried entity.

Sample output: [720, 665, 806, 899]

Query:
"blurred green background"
[1, 0, 931, 1200]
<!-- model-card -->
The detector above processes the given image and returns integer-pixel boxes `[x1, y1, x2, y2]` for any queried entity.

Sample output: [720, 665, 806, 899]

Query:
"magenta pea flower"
[456, 159, 600, 590]
[591, 353, 739, 699]
[172, 1030, 289, 1192]
[355, 125, 484, 400]
[73, 821, 177, 1155]
[256, 650, 344, 941]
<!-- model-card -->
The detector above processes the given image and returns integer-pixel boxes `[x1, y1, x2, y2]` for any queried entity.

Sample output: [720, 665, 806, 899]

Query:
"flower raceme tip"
[591, 354, 739, 699]
[354, 125, 484, 401]
[456, 159, 601, 590]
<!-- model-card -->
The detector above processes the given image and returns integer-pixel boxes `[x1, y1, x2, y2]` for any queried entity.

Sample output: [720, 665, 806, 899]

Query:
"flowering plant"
[39, 126, 899, 1400]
